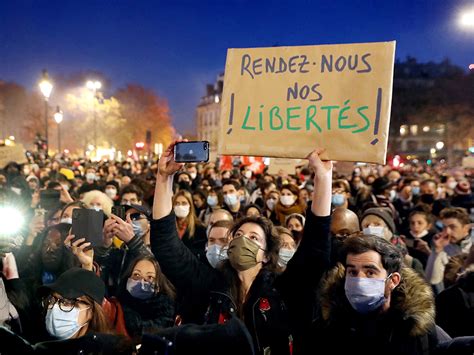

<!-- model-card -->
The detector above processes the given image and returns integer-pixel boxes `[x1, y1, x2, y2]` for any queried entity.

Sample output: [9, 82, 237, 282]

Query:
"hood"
[320, 263, 435, 337]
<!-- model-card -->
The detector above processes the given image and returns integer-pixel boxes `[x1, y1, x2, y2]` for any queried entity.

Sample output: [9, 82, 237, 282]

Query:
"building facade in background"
[196, 73, 223, 158]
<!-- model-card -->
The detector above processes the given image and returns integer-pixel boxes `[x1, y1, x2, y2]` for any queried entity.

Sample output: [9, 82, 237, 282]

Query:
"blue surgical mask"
[331, 193, 345, 207]
[126, 278, 155, 300]
[278, 248, 295, 267]
[224, 194, 239, 207]
[412, 186, 420, 196]
[207, 195, 218, 207]
[344, 274, 392, 314]
[206, 244, 228, 268]
[132, 221, 145, 238]
[45, 303, 90, 339]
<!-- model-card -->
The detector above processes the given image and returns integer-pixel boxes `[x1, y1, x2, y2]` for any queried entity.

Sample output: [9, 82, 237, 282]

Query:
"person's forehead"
[288, 217, 301, 225]
[209, 227, 229, 239]
[442, 217, 462, 227]
[134, 259, 155, 272]
[123, 192, 137, 198]
[362, 215, 386, 226]
[237, 222, 265, 237]
[175, 195, 189, 203]
[346, 251, 383, 269]
[223, 184, 236, 191]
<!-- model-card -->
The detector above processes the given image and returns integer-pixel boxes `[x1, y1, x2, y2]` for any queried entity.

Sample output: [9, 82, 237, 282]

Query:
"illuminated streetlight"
[54, 106, 63, 152]
[435, 141, 445, 150]
[39, 70, 53, 156]
[460, 9, 474, 28]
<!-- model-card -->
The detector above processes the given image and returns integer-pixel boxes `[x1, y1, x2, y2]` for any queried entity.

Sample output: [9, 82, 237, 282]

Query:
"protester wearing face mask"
[113, 256, 176, 340]
[222, 180, 245, 219]
[367, 177, 400, 225]
[151, 142, 332, 354]
[120, 184, 143, 206]
[97, 207, 154, 297]
[263, 190, 280, 224]
[24, 267, 135, 354]
[240, 166, 257, 193]
[308, 234, 441, 354]
[104, 181, 120, 206]
[205, 220, 233, 270]
[172, 190, 207, 261]
[192, 190, 208, 223]
[403, 210, 435, 268]
[275, 184, 306, 225]
[392, 180, 415, 227]
[361, 208, 424, 275]
[331, 180, 352, 210]
[285, 213, 305, 246]
[82, 190, 113, 216]
[274, 227, 297, 270]
[202, 188, 224, 225]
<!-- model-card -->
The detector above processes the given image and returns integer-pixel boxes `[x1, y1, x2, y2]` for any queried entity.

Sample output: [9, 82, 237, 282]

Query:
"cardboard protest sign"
[219, 41, 396, 164]
[267, 158, 305, 175]
[0, 145, 26, 167]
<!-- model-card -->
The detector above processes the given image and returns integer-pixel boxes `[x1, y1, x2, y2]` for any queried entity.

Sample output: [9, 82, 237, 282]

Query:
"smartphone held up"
[174, 141, 209, 163]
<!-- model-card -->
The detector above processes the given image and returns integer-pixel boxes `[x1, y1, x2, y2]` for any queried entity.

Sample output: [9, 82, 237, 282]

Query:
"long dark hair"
[120, 255, 176, 301]
[220, 216, 281, 317]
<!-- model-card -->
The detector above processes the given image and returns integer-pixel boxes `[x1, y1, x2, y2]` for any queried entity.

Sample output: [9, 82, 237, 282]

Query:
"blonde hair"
[81, 190, 113, 217]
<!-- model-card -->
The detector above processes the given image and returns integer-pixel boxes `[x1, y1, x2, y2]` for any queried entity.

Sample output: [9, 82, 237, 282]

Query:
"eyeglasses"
[42, 294, 89, 312]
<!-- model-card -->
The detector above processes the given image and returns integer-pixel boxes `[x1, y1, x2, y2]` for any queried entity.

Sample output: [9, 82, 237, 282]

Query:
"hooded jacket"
[309, 264, 439, 355]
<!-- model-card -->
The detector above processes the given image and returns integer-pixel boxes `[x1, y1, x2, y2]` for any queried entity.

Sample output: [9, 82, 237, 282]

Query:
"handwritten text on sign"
[219, 42, 396, 164]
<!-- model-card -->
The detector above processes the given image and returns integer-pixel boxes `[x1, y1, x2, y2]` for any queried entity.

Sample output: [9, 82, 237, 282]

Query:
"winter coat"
[179, 223, 207, 262]
[119, 291, 176, 339]
[436, 270, 474, 338]
[309, 264, 440, 355]
[0, 327, 134, 355]
[150, 210, 331, 355]
[94, 234, 153, 297]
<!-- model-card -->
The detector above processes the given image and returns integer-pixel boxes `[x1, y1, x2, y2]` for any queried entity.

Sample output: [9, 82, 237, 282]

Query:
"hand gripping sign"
[218, 41, 396, 164]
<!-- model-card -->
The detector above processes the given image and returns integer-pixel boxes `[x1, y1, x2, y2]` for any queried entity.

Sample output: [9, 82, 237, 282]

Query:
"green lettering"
[259, 105, 264, 131]
[338, 100, 357, 129]
[270, 106, 284, 130]
[305, 105, 322, 132]
[321, 105, 339, 130]
[352, 105, 370, 133]
[241, 105, 256, 130]
[286, 106, 301, 131]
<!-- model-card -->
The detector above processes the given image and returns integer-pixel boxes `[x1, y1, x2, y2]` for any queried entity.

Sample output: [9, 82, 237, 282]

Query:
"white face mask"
[45, 303, 90, 340]
[61, 217, 73, 225]
[85, 173, 96, 182]
[363, 226, 385, 238]
[206, 244, 228, 268]
[61, 184, 70, 192]
[190, 172, 197, 180]
[278, 248, 296, 267]
[105, 188, 117, 199]
[174, 205, 190, 218]
[280, 195, 295, 207]
[266, 198, 277, 211]
[244, 171, 252, 179]
[389, 190, 397, 202]
[447, 181, 457, 190]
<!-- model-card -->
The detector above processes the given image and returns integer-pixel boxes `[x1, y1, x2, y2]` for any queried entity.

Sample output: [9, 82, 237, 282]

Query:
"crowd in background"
[0, 146, 473, 354]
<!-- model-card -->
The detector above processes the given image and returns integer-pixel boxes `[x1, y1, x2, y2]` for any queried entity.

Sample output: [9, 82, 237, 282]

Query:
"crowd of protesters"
[0, 144, 473, 354]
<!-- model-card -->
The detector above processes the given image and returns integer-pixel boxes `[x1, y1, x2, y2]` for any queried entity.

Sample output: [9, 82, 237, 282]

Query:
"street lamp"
[86, 80, 102, 155]
[460, 8, 474, 28]
[54, 106, 63, 153]
[39, 70, 53, 156]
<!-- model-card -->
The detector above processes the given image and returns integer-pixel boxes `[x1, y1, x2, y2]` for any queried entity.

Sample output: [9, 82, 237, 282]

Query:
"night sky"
[1, 0, 473, 134]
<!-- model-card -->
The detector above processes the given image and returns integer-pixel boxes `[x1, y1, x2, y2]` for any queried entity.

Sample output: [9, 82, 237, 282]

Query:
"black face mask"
[291, 230, 303, 242]
[420, 194, 435, 205]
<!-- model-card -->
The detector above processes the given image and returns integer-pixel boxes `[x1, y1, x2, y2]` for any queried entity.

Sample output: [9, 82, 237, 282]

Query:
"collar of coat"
[319, 263, 435, 337]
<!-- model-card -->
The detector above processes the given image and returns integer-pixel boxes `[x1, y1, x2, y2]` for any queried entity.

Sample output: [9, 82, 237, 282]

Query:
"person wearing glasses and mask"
[151, 142, 332, 355]
[13, 267, 133, 354]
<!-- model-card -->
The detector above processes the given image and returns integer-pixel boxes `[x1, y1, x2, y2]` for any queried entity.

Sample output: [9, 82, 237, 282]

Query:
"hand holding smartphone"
[71, 209, 104, 248]
[174, 141, 209, 163]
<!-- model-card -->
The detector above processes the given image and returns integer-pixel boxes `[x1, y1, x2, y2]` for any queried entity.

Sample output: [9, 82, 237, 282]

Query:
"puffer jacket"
[309, 264, 440, 355]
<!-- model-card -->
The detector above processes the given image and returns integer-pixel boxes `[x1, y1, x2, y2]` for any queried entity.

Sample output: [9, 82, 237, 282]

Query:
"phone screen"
[174, 141, 209, 163]
[71, 209, 104, 247]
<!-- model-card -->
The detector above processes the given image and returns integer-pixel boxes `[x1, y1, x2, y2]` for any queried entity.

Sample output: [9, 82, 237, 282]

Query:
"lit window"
[400, 125, 408, 136]
[410, 125, 418, 135]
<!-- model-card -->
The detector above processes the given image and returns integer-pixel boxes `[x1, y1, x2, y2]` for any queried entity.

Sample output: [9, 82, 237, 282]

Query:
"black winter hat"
[361, 207, 397, 234]
[39, 267, 105, 304]
[371, 177, 395, 195]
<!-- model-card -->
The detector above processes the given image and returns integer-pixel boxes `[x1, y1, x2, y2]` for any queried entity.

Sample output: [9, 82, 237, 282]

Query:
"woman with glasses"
[114, 255, 176, 342]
